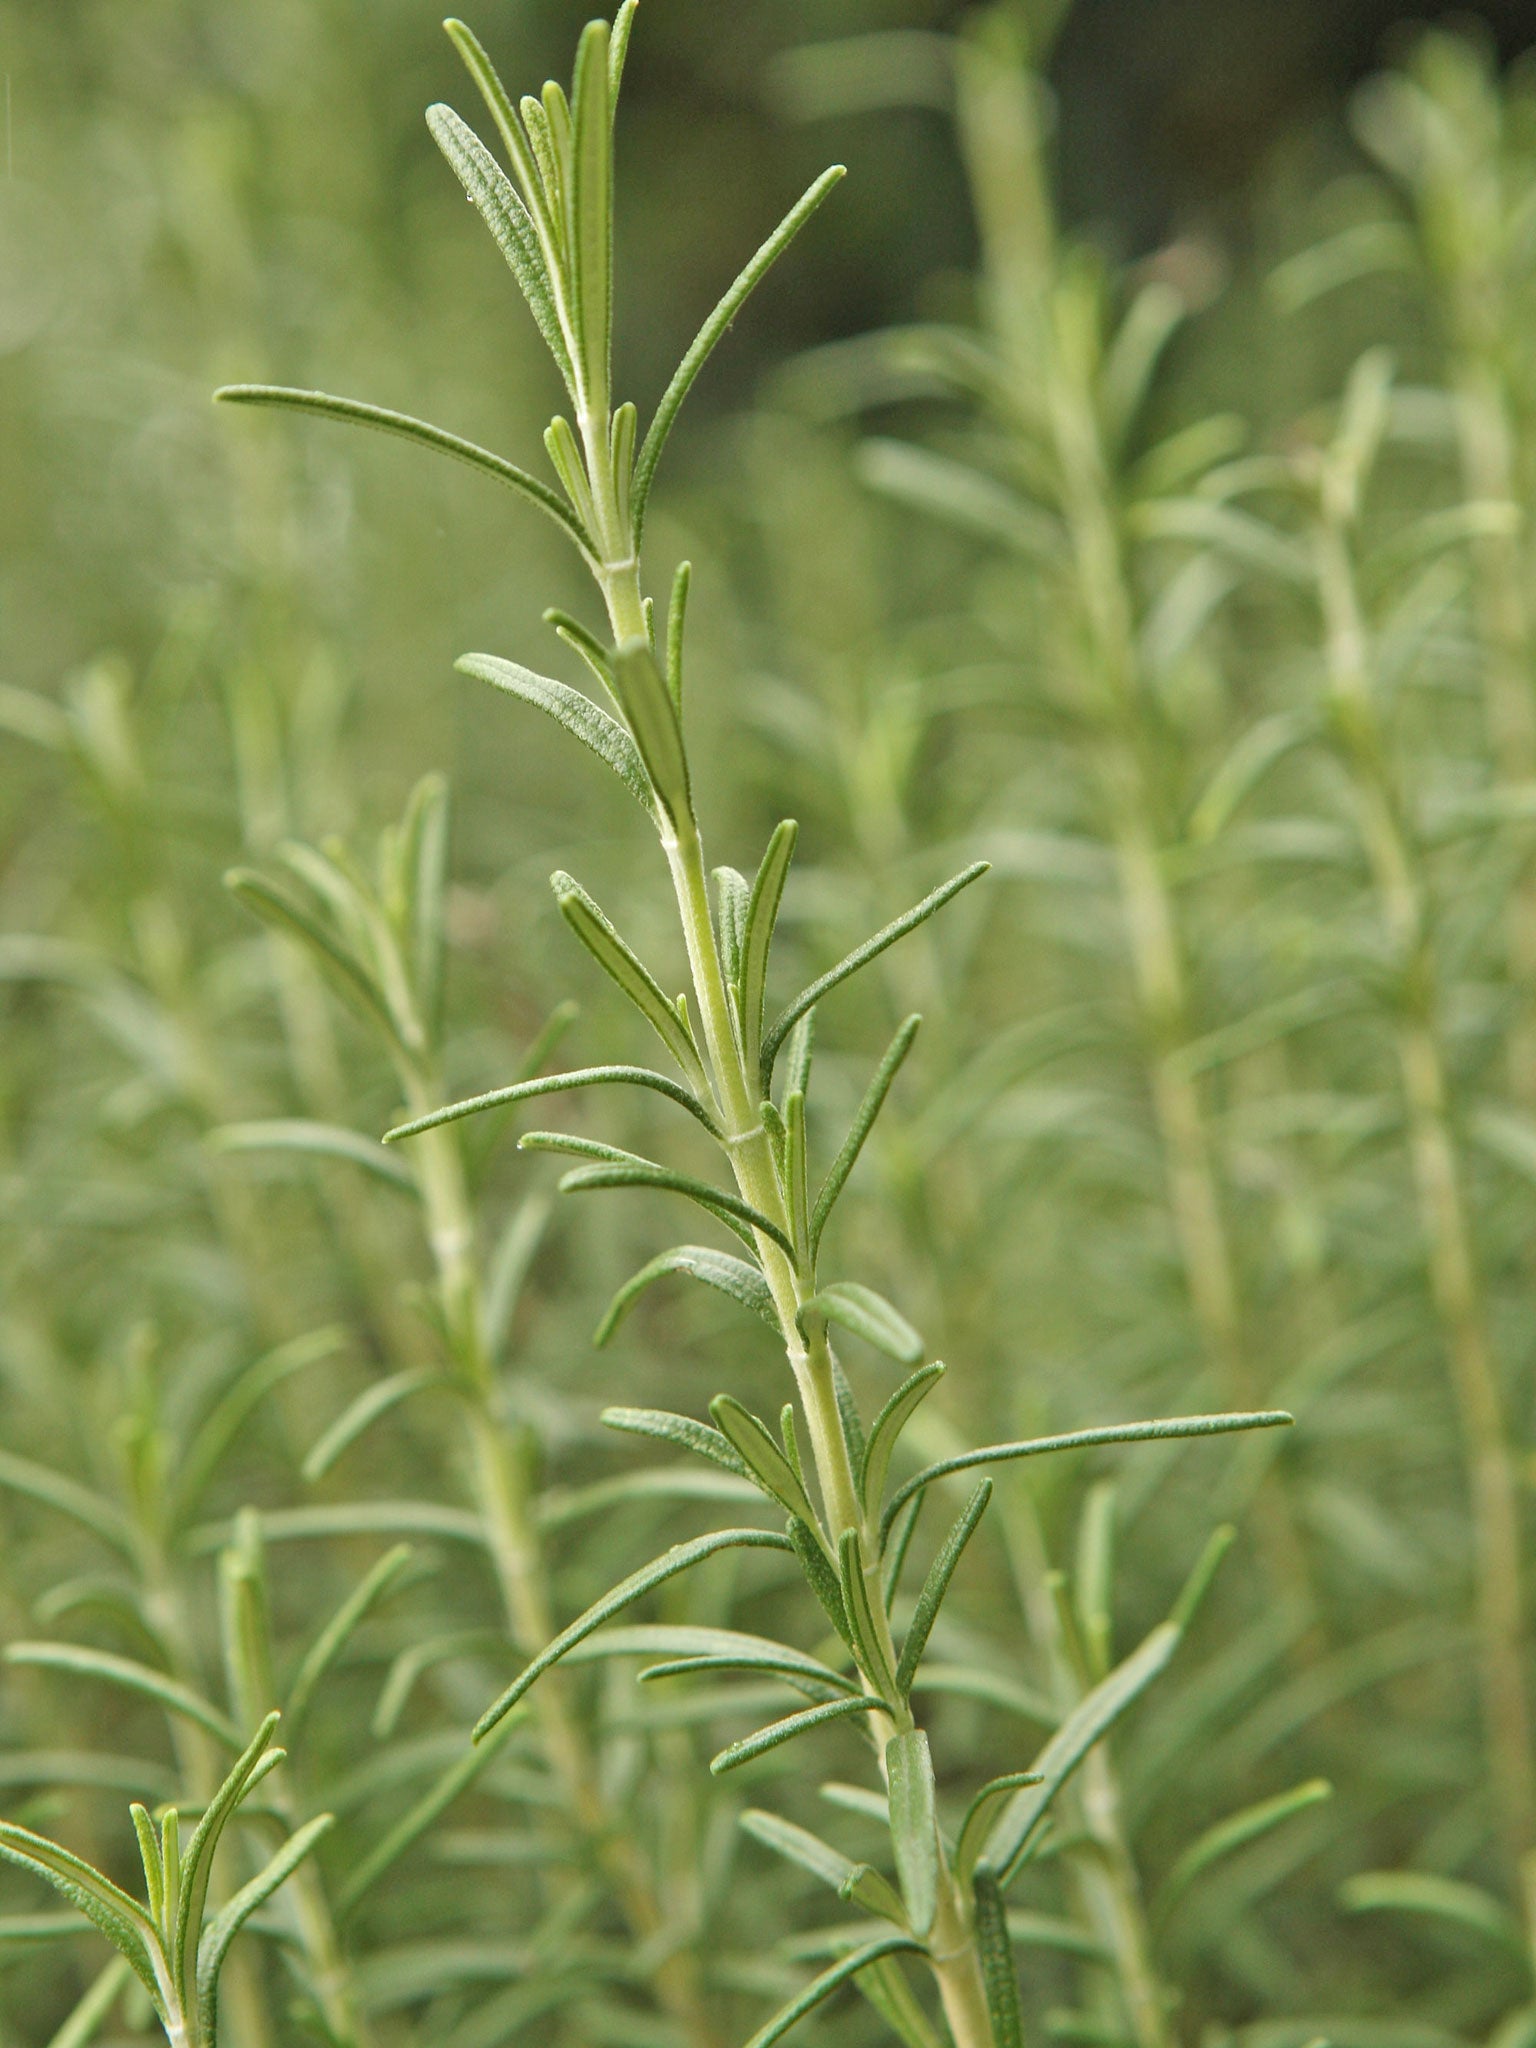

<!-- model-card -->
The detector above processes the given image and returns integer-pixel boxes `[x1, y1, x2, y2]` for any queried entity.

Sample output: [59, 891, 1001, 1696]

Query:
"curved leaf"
[812, 1015, 920, 1255]
[474, 1528, 793, 1738]
[896, 1480, 992, 1696]
[596, 1243, 776, 1344]
[457, 653, 653, 814]
[710, 1693, 885, 1775]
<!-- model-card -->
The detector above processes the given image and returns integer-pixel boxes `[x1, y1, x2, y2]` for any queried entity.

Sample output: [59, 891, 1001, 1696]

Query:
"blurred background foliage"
[10, 1, 1536, 2046]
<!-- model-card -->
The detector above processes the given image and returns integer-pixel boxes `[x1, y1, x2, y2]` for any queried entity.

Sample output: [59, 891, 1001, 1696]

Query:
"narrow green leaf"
[538, 1467, 762, 1531]
[739, 1808, 866, 1897]
[710, 1693, 884, 1775]
[972, 1866, 1023, 2048]
[0, 1451, 137, 1560]
[812, 1015, 920, 1255]
[853, 1951, 944, 2048]
[226, 867, 398, 1042]
[5, 1644, 240, 1748]
[0, 1829, 159, 2004]
[558, 1159, 796, 1259]
[208, 1119, 415, 1192]
[1339, 1871, 1525, 1960]
[285, 1546, 417, 1739]
[596, 1243, 776, 1343]
[441, 20, 552, 241]
[427, 103, 574, 391]
[612, 638, 691, 825]
[761, 863, 989, 1090]
[214, 387, 588, 551]
[740, 1935, 924, 2048]
[568, 1625, 855, 1696]
[385, 1063, 716, 1146]
[1159, 1780, 1333, 1919]
[459, 651, 653, 813]
[886, 1729, 939, 1936]
[955, 1773, 1045, 1886]
[666, 559, 691, 711]
[740, 821, 798, 1078]
[714, 867, 751, 991]
[601, 1405, 748, 1474]
[839, 1532, 899, 1706]
[552, 873, 707, 1088]
[302, 1373, 436, 1483]
[802, 1283, 923, 1366]
[860, 440, 1062, 558]
[881, 1410, 1293, 1546]
[608, 0, 638, 102]
[474, 1529, 793, 1738]
[569, 19, 613, 408]
[896, 1481, 992, 1696]
[196, 1814, 333, 2040]
[711, 1396, 821, 1524]
[634, 166, 847, 532]
[339, 1708, 524, 1915]
[863, 1363, 946, 1522]
[173, 1715, 284, 2009]
[790, 1516, 857, 1655]
[984, 1624, 1182, 1882]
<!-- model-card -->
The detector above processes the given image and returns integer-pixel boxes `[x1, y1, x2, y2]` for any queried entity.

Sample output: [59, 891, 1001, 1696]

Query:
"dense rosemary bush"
[6, 4, 1536, 2047]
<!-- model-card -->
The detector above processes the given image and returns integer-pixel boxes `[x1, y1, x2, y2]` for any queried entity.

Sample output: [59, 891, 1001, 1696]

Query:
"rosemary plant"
[216, 14, 1289, 2044]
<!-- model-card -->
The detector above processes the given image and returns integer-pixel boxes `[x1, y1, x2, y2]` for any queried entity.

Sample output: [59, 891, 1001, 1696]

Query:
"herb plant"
[216, 14, 1289, 2045]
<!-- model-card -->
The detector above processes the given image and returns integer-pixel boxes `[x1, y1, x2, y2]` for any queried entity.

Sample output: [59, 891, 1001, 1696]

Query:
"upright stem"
[405, 1090, 717, 2047]
[1314, 507, 1534, 1875]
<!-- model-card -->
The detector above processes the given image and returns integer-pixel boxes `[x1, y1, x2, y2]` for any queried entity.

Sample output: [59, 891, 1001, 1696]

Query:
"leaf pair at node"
[0, 1715, 330, 2048]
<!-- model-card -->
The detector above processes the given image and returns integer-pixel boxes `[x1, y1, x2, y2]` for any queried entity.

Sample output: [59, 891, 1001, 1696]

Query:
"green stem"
[1314, 506, 1534, 1876]
[405, 1086, 718, 2048]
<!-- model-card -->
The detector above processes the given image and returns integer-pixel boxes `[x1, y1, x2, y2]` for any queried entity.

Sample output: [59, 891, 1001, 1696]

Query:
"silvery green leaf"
[612, 638, 691, 826]
[955, 1772, 1045, 1886]
[789, 1516, 856, 1655]
[812, 1015, 920, 1254]
[302, 1372, 437, 1483]
[601, 1405, 748, 1474]
[569, 20, 613, 410]
[339, 1711, 523, 1914]
[208, 1120, 416, 1193]
[196, 1814, 334, 2041]
[838, 1531, 899, 1707]
[386, 1063, 717, 1146]
[885, 1729, 938, 1937]
[634, 166, 846, 531]
[709, 1693, 883, 1775]
[801, 1283, 923, 1366]
[761, 862, 989, 1090]
[460, 652, 654, 811]
[596, 1245, 776, 1344]
[214, 386, 588, 551]
[443, 18, 555, 234]
[740, 820, 798, 1077]
[566, 1626, 854, 1698]
[880, 1409, 1292, 1545]
[739, 1935, 923, 2048]
[859, 440, 1063, 558]
[895, 1480, 992, 1696]
[474, 1528, 792, 1738]
[710, 1396, 820, 1524]
[4, 1644, 240, 1749]
[285, 1545, 417, 1737]
[983, 1623, 1182, 1882]
[226, 867, 400, 1046]
[1158, 1779, 1333, 1920]
[558, 1159, 795, 1259]
[0, 1828, 159, 2005]
[862, 1362, 945, 1519]
[427, 104, 575, 394]
[666, 559, 691, 711]
[551, 874, 708, 1088]
[972, 1866, 1023, 2048]
[714, 867, 750, 991]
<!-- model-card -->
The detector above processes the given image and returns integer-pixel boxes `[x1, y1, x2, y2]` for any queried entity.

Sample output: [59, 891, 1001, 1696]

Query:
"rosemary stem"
[1315, 507, 1535, 1874]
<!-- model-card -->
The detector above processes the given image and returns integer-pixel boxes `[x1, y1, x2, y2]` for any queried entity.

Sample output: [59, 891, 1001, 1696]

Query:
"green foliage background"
[7, 2, 1536, 2046]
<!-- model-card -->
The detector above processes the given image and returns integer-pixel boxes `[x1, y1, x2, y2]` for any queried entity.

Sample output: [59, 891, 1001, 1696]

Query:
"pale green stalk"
[1310, 445, 1534, 1876]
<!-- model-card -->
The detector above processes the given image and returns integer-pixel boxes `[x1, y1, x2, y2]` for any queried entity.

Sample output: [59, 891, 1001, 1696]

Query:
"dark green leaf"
[474, 1528, 792, 1738]
[634, 168, 847, 532]
[761, 863, 989, 1090]
[896, 1481, 992, 1696]
[596, 1243, 776, 1343]
[863, 1363, 946, 1521]
[972, 1866, 1023, 2048]
[458, 653, 653, 813]
[214, 387, 588, 551]
[801, 1283, 923, 1366]
[886, 1729, 939, 1936]
[600, 1406, 748, 1474]
[812, 1016, 920, 1254]
[740, 821, 798, 1077]
[710, 1693, 883, 1775]
[740, 1935, 924, 2048]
